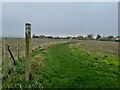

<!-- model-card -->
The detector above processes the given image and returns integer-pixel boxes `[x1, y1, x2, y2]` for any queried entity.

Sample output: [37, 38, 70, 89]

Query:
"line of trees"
[32, 34, 120, 42]
[96, 34, 120, 42]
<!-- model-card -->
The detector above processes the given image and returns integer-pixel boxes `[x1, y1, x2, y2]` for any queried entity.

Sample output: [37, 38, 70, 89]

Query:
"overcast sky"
[2, 2, 118, 37]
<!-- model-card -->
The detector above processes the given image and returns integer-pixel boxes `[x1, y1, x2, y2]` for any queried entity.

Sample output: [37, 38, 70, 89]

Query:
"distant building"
[115, 37, 120, 42]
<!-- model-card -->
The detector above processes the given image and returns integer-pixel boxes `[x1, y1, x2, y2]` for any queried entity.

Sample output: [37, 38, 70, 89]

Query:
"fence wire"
[2, 38, 71, 77]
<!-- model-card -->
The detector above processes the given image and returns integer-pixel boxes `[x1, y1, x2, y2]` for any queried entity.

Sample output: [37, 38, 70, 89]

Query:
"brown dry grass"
[1, 38, 119, 74]
[0, 38, 2, 60]
[78, 40, 119, 55]
[1, 38, 71, 78]
[1, 39, 119, 61]
[1, 38, 71, 59]
[31, 55, 45, 70]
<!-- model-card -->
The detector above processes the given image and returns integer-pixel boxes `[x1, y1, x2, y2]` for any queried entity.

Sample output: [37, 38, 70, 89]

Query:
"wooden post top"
[25, 23, 31, 26]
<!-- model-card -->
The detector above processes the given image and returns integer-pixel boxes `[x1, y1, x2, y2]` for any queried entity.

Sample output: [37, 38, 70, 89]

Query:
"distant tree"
[54, 37, 60, 39]
[66, 36, 71, 39]
[32, 34, 36, 38]
[116, 36, 120, 38]
[86, 34, 94, 40]
[72, 37, 77, 39]
[77, 36, 84, 40]
[32, 34, 40, 38]
[96, 34, 101, 40]
[45, 36, 53, 39]
[107, 35, 115, 41]
[39, 35, 45, 39]
[99, 36, 107, 41]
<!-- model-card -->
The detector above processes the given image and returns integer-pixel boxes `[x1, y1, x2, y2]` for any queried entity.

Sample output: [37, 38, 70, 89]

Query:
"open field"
[0, 39, 1, 59]
[1, 39, 119, 89]
[0, 38, 2, 89]
[79, 41, 119, 55]
[1, 38, 71, 79]
[2, 38, 71, 58]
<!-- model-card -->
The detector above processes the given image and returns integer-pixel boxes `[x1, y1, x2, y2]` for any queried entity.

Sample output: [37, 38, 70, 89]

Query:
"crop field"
[1, 39, 119, 89]
[2, 38, 71, 58]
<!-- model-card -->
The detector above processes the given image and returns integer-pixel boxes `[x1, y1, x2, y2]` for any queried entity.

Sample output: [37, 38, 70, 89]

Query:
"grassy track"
[2, 42, 119, 89]
[32, 42, 118, 88]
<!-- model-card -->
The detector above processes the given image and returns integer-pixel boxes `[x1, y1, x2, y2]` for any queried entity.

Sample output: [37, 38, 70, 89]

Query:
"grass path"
[32, 42, 118, 88]
[2, 42, 119, 88]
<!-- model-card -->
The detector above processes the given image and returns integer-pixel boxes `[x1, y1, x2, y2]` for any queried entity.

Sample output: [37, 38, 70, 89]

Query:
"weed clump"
[95, 57, 99, 60]
[104, 55, 108, 58]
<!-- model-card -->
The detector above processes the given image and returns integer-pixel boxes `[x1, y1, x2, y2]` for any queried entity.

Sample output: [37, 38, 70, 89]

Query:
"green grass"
[39, 43, 118, 88]
[2, 42, 119, 89]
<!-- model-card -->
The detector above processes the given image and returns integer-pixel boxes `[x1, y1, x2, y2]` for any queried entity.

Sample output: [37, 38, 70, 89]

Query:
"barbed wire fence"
[2, 38, 25, 76]
[2, 36, 71, 80]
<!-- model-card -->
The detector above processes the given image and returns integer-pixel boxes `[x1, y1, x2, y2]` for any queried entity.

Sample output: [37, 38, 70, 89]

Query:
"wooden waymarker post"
[25, 23, 31, 81]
